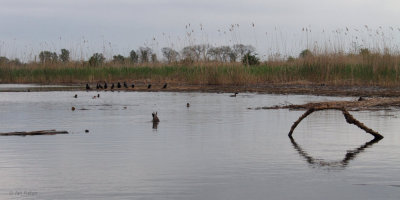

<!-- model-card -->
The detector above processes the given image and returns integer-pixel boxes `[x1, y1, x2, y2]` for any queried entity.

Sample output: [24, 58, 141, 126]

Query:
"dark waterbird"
[152, 112, 159, 122]
[230, 92, 238, 97]
[123, 82, 128, 88]
[117, 82, 121, 88]
[98, 83, 103, 89]
[104, 82, 108, 89]
[86, 83, 91, 90]
[131, 83, 135, 88]
[96, 84, 99, 89]
[111, 83, 115, 90]
[162, 83, 167, 89]
[148, 84, 152, 89]
[187, 103, 190, 108]
[74, 94, 78, 98]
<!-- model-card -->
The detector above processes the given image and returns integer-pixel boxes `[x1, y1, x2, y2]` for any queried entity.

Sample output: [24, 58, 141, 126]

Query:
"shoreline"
[1, 83, 400, 97]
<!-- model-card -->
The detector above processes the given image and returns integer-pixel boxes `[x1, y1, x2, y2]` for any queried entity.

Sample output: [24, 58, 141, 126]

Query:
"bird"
[131, 83, 135, 88]
[111, 83, 115, 90]
[117, 82, 121, 88]
[358, 96, 365, 101]
[152, 112, 160, 122]
[162, 83, 167, 89]
[187, 103, 190, 108]
[86, 83, 90, 90]
[97, 94, 100, 98]
[147, 84, 152, 89]
[98, 83, 103, 89]
[123, 82, 128, 88]
[96, 84, 99, 89]
[74, 94, 78, 98]
[230, 92, 238, 97]
[104, 82, 108, 89]
[71, 106, 76, 111]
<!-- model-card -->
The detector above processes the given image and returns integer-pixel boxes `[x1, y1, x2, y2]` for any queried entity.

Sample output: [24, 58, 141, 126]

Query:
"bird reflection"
[152, 122, 159, 130]
[290, 136, 381, 170]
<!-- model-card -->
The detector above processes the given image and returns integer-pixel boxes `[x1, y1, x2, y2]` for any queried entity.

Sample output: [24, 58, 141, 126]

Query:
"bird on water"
[162, 83, 167, 89]
[230, 92, 238, 97]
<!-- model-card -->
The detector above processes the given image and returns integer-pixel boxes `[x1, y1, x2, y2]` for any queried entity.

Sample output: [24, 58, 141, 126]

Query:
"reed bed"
[1, 52, 400, 87]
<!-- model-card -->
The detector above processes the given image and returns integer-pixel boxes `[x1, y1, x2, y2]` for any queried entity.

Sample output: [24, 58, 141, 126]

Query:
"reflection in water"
[152, 122, 159, 130]
[290, 136, 381, 170]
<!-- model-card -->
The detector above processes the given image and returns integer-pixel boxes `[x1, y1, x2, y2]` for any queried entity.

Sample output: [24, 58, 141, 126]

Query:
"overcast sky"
[1, 0, 400, 60]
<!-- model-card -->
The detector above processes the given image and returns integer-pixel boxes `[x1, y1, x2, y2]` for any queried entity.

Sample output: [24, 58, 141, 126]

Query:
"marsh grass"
[1, 52, 400, 86]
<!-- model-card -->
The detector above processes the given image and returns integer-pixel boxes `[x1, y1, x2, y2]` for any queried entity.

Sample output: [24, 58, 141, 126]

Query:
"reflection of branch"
[288, 107, 384, 140]
[290, 137, 382, 169]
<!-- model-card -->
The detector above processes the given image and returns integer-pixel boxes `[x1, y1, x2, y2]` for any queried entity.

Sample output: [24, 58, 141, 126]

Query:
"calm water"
[0, 86, 399, 200]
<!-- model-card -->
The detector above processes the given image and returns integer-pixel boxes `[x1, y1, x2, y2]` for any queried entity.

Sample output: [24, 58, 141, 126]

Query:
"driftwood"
[288, 107, 384, 139]
[258, 97, 388, 139]
[0, 130, 68, 136]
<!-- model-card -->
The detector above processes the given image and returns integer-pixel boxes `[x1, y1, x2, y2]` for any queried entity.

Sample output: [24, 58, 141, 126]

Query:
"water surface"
[0, 87, 399, 199]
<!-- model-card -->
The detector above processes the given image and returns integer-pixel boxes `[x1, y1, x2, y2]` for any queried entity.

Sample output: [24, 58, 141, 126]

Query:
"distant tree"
[359, 48, 370, 57]
[59, 49, 70, 63]
[9, 58, 22, 66]
[0, 56, 9, 65]
[161, 47, 179, 63]
[151, 53, 158, 63]
[232, 44, 255, 62]
[129, 50, 139, 63]
[89, 53, 105, 67]
[39, 51, 58, 64]
[287, 56, 295, 62]
[208, 46, 233, 62]
[242, 52, 260, 66]
[138, 47, 152, 63]
[181, 44, 211, 62]
[299, 49, 313, 58]
[112, 54, 125, 64]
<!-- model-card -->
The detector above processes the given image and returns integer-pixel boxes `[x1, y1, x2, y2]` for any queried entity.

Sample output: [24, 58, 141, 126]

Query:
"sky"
[1, 0, 400, 61]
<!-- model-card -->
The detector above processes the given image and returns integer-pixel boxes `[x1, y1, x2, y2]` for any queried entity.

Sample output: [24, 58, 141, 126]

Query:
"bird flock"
[85, 82, 168, 91]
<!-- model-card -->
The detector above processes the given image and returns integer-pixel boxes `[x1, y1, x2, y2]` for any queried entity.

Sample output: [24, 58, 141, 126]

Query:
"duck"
[230, 92, 238, 97]
[162, 83, 167, 89]
[187, 103, 190, 108]
[74, 94, 78, 98]
[152, 112, 160, 122]
[117, 82, 121, 88]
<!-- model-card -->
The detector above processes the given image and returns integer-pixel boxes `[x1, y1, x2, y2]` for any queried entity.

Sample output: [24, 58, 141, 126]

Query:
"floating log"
[0, 130, 68, 136]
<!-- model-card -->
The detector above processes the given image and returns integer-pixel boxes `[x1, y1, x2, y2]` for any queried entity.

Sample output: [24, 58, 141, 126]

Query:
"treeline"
[0, 44, 260, 67]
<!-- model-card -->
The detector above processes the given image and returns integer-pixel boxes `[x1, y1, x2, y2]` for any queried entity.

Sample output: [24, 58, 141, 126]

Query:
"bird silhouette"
[230, 92, 238, 97]
[111, 83, 115, 90]
[86, 83, 90, 90]
[104, 82, 108, 89]
[117, 82, 121, 88]
[123, 82, 128, 88]
[162, 83, 167, 89]
[131, 83, 135, 88]
[148, 84, 152, 89]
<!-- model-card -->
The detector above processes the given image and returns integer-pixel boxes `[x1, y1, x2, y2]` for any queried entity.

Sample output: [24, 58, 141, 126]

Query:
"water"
[0, 86, 399, 199]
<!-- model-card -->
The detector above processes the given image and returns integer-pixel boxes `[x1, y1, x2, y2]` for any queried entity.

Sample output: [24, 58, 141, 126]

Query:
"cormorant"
[86, 83, 90, 90]
[117, 82, 121, 88]
[123, 82, 128, 88]
[148, 84, 152, 89]
[162, 83, 167, 89]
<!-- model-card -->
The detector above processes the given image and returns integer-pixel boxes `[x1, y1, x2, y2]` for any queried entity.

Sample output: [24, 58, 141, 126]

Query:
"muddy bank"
[2, 83, 400, 97]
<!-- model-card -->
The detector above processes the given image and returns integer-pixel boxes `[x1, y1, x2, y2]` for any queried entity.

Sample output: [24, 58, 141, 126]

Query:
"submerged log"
[0, 130, 68, 136]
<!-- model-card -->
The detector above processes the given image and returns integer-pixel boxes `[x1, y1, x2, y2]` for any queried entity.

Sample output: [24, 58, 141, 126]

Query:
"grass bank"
[1, 54, 400, 87]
